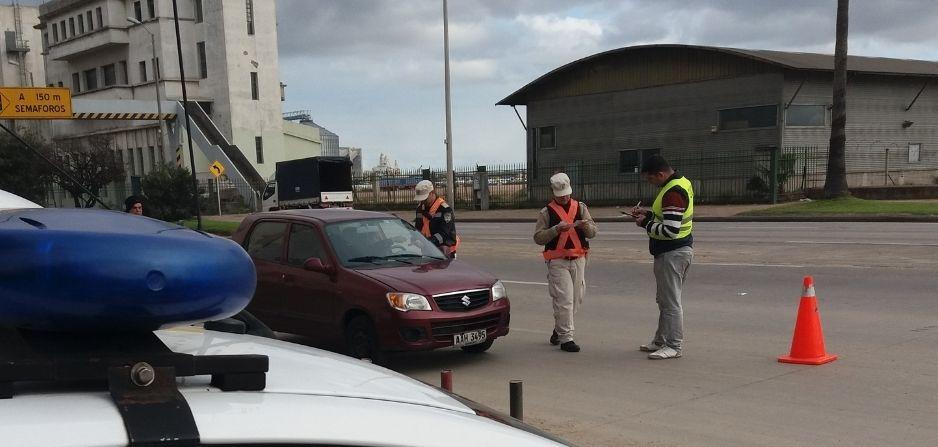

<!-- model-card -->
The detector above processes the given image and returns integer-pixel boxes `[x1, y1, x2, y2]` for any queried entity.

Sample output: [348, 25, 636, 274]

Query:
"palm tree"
[824, 0, 850, 198]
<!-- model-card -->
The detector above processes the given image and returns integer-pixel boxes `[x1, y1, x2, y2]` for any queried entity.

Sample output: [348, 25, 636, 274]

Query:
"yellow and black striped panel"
[71, 112, 177, 120]
[175, 147, 183, 167]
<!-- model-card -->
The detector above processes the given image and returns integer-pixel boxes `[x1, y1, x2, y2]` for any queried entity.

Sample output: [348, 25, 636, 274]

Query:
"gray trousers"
[547, 257, 586, 344]
[652, 247, 693, 351]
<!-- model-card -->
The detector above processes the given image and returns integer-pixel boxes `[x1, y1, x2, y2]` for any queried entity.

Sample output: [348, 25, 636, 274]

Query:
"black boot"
[560, 341, 580, 352]
[549, 330, 559, 345]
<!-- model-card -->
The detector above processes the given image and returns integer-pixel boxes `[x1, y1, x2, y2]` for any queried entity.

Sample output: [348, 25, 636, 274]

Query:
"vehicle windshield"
[325, 218, 446, 268]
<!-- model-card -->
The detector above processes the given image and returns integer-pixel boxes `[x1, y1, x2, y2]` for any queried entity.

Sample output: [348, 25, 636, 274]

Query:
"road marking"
[786, 240, 938, 247]
[502, 280, 549, 286]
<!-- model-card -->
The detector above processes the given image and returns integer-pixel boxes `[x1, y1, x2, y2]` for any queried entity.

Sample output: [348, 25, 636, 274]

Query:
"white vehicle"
[0, 326, 572, 447]
[0, 188, 571, 447]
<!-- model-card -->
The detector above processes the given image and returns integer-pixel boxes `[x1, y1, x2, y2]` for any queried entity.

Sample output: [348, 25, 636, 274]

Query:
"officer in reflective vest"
[533, 173, 597, 353]
[628, 155, 694, 360]
[414, 180, 460, 258]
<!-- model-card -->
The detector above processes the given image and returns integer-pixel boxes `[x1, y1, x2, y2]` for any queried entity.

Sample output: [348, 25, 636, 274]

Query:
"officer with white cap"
[414, 180, 460, 258]
[533, 173, 597, 352]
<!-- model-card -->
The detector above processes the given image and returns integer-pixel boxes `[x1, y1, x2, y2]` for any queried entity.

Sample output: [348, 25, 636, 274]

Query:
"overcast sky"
[276, 0, 938, 170]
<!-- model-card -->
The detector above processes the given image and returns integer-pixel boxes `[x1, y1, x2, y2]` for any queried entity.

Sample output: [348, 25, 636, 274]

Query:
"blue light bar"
[0, 209, 256, 332]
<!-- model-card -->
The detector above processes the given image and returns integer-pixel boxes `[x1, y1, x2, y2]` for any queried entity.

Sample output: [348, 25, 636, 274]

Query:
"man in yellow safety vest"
[414, 180, 460, 258]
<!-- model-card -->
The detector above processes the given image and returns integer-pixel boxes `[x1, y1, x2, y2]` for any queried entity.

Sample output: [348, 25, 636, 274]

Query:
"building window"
[147, 0, 155, 19]
[127, 148, 136, 176]
[536, 126, 555, 150]
[618, 149, 661, 174]
[96, 7, 103, 29]
[119, 60, 128, 84]
[83, 68, 98, 90]
[60, 21, 67, 40]
[42, 33, 49, 50]
[255, 136, 264, 164]
[134, 2, 143, 21]
[148, 146, 156, 171]
[280, 82, 286, 101]
[718, 105, 777, 130]
[57, 81, 64, 87]
[194, 0, 203, 23]
[87, 11, 94, 31]
[78, 14, 85, 34]
[69, 17, 76, 37]
[71, 73, 81, 93]
[152, 58, 160, 78]
[245, 0, 255, 35]
[102, 64, 117, 87]
[136, 148, 144, 175]
[139, 61, 147, 82]
[786, 104, 827, 127]
[197, 42, 207, 78]
[52, 26, 58, 43]
[909, 143, 921, 164]
[250, 72, 258, 100]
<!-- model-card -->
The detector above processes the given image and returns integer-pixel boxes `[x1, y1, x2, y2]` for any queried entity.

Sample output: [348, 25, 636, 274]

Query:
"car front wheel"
[345, 315, 387, 365]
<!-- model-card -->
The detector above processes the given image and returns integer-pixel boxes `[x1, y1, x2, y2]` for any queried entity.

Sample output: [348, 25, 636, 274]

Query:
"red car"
[231, 209, 510, 363]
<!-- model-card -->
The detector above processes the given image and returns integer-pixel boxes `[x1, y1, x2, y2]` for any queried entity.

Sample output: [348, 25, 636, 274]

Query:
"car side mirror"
[303, 257, 334, 274]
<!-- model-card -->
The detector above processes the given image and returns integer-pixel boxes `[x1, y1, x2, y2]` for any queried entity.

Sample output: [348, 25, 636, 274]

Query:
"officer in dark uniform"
[413, 180, 460, 258]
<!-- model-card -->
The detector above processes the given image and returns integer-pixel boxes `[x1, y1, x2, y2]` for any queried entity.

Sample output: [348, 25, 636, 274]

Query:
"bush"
[142, 164, 196, 221]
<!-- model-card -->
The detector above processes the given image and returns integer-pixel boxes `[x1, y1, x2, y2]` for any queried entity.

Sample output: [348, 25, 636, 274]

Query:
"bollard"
[440, 369, 453, 392]
[509, 380, 523, 420]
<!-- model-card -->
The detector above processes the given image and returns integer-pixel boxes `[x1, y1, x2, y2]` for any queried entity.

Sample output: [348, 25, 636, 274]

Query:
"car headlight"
[386, 292, 432, 312]
[491, 280, 507, 301]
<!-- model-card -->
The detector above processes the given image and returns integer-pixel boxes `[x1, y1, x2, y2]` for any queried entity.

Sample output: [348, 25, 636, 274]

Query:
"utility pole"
[824, 0, 850, 198]
[443, 0, 454, 202]
[171, 0, 201, 229]
[127, 17, 171, 158]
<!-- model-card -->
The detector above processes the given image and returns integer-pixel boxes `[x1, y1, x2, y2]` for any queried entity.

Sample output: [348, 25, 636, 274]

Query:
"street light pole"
[171, 0, 201, 229]
[442, 0, 454, 203]
[127, 17, 170, 161]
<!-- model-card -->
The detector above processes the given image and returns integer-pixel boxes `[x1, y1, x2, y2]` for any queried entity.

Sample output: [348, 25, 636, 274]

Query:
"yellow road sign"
[0, 87, 72, 119]
[209, 160, 225, 177]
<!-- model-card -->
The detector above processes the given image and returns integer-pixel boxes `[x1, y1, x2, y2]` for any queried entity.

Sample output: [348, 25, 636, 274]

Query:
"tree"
[50, 136, 126, 208]
[824, 0, 850, 198]
[0, 131, 53, 205]
[141, 164, 196, 222]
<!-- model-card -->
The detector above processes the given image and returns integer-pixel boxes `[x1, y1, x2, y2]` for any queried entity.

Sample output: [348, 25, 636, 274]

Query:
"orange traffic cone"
[778, 276, 838, 365]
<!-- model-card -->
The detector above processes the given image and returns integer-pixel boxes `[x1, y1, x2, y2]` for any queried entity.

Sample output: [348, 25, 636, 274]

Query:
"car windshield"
[325, 218, 446, 268]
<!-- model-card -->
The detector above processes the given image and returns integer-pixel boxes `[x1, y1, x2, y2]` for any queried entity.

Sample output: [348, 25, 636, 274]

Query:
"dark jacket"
[415, 200, 458, 247]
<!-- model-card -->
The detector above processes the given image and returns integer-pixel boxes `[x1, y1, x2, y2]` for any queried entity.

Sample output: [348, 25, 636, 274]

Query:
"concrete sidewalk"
[209, 202, 938, 224]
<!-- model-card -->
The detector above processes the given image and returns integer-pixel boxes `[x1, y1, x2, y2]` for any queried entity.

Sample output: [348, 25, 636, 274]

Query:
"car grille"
[430, 314, 502, 342]
[433, 289, 490, 312]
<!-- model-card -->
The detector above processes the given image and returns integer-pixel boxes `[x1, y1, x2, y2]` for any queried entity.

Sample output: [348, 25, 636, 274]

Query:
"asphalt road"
[384, 222, 938, 447]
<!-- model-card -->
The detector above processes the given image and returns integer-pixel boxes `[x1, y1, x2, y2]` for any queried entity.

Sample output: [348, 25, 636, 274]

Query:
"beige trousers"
[547, 257, 587, 344]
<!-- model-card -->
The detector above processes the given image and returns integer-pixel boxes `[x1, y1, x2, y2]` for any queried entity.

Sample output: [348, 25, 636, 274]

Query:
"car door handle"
[281, 273, 295, 283]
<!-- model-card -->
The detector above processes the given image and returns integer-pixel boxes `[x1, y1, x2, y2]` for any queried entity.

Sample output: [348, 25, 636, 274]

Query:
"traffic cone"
[778, 276, 838, 365]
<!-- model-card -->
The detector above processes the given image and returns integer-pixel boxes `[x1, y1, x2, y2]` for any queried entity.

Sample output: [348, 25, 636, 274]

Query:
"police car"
[0, 190, 572, 447]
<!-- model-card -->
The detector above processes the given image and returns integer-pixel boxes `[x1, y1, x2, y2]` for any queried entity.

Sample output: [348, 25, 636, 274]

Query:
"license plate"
[453, 329, 486, 347]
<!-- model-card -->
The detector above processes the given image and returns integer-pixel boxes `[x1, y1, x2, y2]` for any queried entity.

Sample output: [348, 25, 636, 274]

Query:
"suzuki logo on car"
[461, 295, 472, 307]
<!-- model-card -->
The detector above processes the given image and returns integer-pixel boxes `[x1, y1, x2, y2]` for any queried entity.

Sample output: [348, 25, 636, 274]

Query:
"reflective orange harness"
[420, 197, 460, 252]
[542, 200, 587, 260]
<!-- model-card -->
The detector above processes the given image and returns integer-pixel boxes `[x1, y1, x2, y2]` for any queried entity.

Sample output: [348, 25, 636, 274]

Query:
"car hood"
[158, 327, 472, 414]
[354, 259, 496, 296]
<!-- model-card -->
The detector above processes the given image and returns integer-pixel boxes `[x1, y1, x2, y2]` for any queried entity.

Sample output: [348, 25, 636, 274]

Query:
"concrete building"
[0, 4, 46, 133]
[338, 146, 362, 176]
[499, 45, 938, 202]
[37, 0, 318, 204]
[283, 119, 321, 161]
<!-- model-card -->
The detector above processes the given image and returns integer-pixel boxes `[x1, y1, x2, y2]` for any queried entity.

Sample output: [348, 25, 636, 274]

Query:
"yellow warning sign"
[209, 160, 225, 177]
[0, 87, 72, 119]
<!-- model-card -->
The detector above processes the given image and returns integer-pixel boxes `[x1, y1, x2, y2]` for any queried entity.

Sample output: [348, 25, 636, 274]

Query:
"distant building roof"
[498, 44, 938, 106]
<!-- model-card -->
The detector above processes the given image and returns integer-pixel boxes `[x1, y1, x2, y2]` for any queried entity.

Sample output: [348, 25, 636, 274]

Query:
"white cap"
[549, 173, 572, 197]
[414, 180, 435, 201]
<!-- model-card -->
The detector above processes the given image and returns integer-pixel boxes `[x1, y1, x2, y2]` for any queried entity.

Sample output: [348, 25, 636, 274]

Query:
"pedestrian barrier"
[778, 276, 838, 365]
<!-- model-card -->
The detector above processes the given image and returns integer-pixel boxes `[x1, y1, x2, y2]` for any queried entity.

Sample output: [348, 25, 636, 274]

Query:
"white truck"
[262, 156, 354, 210]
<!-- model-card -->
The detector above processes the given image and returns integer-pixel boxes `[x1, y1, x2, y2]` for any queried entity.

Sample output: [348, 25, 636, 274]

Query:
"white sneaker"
[648, 346, 682, 359]
[639, 342, 662, 352]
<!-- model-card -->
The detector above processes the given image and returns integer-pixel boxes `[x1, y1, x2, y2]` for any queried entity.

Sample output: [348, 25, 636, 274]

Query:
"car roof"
[0, 328, 566, 447]
[262, 208, 398, 223]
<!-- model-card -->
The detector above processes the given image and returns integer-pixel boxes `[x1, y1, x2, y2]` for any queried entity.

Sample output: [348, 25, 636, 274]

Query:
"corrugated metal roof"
[498, 44, 938, 105]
